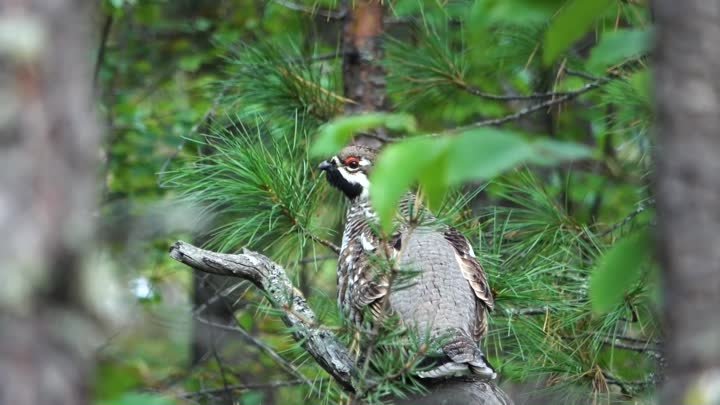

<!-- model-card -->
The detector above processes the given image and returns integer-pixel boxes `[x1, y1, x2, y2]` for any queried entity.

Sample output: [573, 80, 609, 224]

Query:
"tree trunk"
[342, 0, 387, 148]
[0, 1, 103, 404]
[653, 1, 720, 404]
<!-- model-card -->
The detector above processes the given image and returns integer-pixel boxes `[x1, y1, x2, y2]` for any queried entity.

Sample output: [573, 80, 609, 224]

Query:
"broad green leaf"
[310, 113, 417, 157]
[446, 129, 534, 184]
[370, 136, 451, 232]
[587, 28, 652, 73]
[590, 230, 651, 314]
[418, 151, 450, 211]
[543, 0, 616, 65]
[371, 129, 592, 233]
[110, 0, 124, 8]
[530, 139, 593, 165]
[471, 0, 564, 25]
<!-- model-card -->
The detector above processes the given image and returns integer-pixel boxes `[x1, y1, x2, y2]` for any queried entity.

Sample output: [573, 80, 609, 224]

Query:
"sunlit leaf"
[446, 129, 534, 184]
[370, 136, 451, 232]
[587, 28, 652, 73]
[310, 113, 417, 157]
[530, 138, 593, 165]
[543, 0, 616, 65]
[590, 230, 651, 314]
[471, 0, 564, 25]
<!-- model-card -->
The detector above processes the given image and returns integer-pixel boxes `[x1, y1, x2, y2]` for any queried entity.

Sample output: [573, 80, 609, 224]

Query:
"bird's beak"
[317, 160, 333, 171]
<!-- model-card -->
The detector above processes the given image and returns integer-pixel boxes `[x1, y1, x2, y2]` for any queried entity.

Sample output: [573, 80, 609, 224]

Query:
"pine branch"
[459, 78, 611, 129]
[170, 241, 358, 392]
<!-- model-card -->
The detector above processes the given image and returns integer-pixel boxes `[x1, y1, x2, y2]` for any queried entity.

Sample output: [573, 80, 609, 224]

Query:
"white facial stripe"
[338, 167, 370, 199]
[359, 158, 371, 167]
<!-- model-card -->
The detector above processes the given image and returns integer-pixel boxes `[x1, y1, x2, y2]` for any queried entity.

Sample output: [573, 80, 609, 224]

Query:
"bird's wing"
[443, 227, 495, 312]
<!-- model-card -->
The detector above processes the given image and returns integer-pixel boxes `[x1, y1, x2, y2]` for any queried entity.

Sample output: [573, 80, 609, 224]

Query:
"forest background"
[3, 0, 714, 405]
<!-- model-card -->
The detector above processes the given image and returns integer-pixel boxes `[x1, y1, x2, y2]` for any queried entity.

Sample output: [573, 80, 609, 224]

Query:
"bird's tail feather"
[417, 330, 496, 380]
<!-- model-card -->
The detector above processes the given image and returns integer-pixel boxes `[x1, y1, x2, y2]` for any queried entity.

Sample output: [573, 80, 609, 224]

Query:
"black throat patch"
[324, 168, 363, 200]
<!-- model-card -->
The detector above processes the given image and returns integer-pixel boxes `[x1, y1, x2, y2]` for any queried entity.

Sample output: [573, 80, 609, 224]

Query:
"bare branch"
[169, 241, 515, 405]
[307, 232, 341, 255]
[458, 83, 586, 102]
[194, 316, 313, 387]
[459, 78, 610, 129]
[600, 336, 663, 359]
[169, 241, 357, 392]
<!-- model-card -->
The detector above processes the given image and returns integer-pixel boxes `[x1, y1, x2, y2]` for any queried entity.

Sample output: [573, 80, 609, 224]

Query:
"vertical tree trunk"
[653, 1, 720, 404]
[0, 1, 102, 404]
[342, 0, 387, 148]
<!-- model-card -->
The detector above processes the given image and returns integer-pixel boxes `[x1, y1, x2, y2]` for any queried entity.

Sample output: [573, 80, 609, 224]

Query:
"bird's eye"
[345, 158, 360, 169]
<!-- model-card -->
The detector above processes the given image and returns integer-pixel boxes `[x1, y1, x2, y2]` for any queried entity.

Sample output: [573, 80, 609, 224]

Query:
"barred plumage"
[319, 145, 496, 379]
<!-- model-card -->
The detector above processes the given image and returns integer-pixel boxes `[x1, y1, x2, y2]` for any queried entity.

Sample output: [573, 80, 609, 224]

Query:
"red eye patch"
[343, 157, 359, 166]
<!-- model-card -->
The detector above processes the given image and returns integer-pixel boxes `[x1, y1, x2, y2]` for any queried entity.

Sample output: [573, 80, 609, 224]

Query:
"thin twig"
[209, 334, 233, 404]
[502, 306, 552, 316]
[564, 68, 602, 81]
[93, 14, 114, 91]
[195, 316, 313, 387]
[459, 78, 611, 129]
[459, 83, 584, 101]
[601, 370, 657, 396]
[272, 0, 346, 19]
[600, 336, 662, 359]
[599, 198, 655, 237]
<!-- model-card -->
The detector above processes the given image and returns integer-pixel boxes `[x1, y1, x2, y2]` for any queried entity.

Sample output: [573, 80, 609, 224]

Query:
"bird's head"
[318, 145, 377, 201]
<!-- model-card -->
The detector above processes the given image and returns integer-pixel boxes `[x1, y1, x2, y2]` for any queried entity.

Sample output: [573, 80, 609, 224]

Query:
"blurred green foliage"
[97, 0, 657, 404]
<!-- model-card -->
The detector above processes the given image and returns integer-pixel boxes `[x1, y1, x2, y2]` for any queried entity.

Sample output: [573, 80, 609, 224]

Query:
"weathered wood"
[170, 241, 514, 404]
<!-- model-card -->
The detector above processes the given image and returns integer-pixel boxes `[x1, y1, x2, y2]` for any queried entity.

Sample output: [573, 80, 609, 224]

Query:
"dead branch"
[169, 240, 514, 405]
[169, 241, 357, 392]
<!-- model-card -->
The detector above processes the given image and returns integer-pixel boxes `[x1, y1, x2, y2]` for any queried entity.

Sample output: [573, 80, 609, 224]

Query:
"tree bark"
[0, 1, 103, 404]
[342, 0, 387, 148]
[652, 1, 720, 404]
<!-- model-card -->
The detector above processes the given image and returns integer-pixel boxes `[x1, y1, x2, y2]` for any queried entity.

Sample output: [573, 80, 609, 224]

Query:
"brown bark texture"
[0, 1, 102, 404]
[342, 0, 387, 148]
[653, 1, 720, 404]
